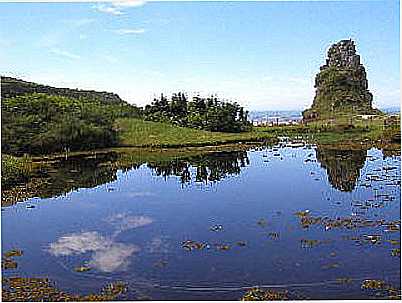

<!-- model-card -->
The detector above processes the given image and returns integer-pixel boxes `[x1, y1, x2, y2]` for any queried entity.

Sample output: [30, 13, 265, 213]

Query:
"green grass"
[116, 116, 400, 149]
[116, 118, 277, 147]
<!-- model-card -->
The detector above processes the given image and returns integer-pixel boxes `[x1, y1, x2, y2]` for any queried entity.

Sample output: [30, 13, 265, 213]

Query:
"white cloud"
[95, 4, 124, 15]
[95, 0, 146, 15]
[106, 213, 153, 234]
[48, 231, 139, 272]
[49, 232, 108, 256]
[113, 28, 146, 35]
[50, 48, 81, 60]
[90, 243, 138, 272]
[114, 0, 146, 7]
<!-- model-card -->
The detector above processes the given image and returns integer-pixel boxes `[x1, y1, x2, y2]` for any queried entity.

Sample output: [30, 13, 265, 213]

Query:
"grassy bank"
[116, 116, 400, 148]
[116, 118, 276, 147]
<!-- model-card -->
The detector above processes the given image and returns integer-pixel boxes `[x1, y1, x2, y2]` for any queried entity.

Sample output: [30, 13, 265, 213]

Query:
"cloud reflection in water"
[48, 232, 139, 272]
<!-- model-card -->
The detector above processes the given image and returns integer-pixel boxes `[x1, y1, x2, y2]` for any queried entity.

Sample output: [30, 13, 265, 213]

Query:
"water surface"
[2, 143, 400, 300]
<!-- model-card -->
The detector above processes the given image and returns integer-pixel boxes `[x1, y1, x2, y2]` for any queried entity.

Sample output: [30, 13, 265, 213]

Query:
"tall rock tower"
[303, 39, 380, 121]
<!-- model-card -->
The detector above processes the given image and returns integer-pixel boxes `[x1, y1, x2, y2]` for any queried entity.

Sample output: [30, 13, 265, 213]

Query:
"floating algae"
[360, 279, 401, 298]
[215, 244, 231, 251]
[391, 248, 401, 257]
[4, 250, 23, 258]
[294, 211, 400, 231]
[74, 265, 92, 273]
[241, 287, 288, 301]
[2, 258, 17, 270]
[209, 224, 224, 232]
[181, 240, 208, 251]
[2, 249, 23, 270]
[2, 277, 127, 302]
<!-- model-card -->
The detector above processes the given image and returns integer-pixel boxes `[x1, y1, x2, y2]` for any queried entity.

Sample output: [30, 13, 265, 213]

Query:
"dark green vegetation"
[144, 92, 251, 132]
[2, 93, 139, 155]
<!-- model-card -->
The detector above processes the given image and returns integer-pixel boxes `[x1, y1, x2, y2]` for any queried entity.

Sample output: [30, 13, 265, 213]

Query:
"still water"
[2, 143, 401, 300]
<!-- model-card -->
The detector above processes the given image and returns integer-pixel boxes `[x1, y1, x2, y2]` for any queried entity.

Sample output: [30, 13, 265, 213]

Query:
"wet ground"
[2, 141, 401, 300]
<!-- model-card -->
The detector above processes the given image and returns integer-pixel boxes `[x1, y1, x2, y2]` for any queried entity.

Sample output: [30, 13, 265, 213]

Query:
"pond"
[2, 142, 401, 300]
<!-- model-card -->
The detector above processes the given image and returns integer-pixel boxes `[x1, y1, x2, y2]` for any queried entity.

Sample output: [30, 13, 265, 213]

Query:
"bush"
[2, 93, 129, 155]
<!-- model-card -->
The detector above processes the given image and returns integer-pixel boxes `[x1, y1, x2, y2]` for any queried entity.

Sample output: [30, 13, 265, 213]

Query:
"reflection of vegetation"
[2, 151, 125, 206]
[1, 155, 37, 188]
[147, 151, 249, 184]
[315, 144, 368, 191]
[1, 146, 251, 206]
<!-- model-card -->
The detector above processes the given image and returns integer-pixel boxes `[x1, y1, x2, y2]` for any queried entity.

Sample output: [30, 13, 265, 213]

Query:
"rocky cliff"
[303, 39, 381, 121]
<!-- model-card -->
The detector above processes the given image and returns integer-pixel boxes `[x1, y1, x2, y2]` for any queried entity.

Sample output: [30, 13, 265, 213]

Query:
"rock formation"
[303, 39, 381, 121]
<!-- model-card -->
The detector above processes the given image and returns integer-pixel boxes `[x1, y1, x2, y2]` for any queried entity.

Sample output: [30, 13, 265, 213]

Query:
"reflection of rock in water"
[147, 151, 250, 184]
[315, 145, 368, 192]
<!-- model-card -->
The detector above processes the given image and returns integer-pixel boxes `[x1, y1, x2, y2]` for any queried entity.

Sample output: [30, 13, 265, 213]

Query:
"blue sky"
[0, 0, 399, 110]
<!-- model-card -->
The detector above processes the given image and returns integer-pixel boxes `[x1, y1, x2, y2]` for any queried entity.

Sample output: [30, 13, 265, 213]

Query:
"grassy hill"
[1, 76, 140, 112]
